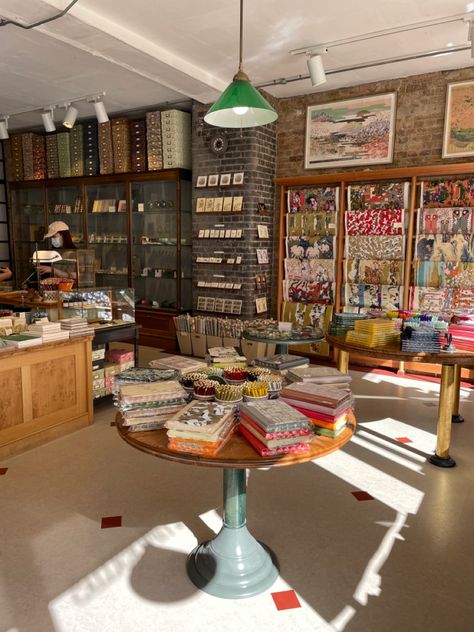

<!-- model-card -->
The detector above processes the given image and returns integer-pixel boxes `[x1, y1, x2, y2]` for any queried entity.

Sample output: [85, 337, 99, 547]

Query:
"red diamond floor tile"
[396, 437, 413, 443]
[352, 491, 374, 501]
[0, 467, 8, 476]
[101, 515, 122, 529]
[110, 422, 116, 427]
[271, 590, 301, 611]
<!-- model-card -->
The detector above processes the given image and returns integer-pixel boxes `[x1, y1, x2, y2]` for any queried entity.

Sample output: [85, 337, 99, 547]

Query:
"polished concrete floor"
[1, 349, 473, 632]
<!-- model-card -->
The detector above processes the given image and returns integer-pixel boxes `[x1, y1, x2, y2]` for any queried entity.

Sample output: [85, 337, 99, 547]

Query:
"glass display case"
[10, 187, 46, 286]
[85, 182, 128, 289]
[59, 287, 135, 323]
[52, 248, 96, 288]
[46, 185, 85, 246]
[131, 176, 192, 311]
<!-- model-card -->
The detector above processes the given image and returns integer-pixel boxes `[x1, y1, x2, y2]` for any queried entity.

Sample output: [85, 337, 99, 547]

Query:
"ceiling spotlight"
[307, 50, 327, 87]
[41, 108, 56, 133]
[63, 104, 78, 129]
[92, 98, 109, 124]
[0, 116, 9, 140]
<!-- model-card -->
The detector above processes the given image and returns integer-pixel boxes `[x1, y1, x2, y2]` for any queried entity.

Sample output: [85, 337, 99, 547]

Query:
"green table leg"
[187, 468, 279, 599]
[275, 342, 289, 355]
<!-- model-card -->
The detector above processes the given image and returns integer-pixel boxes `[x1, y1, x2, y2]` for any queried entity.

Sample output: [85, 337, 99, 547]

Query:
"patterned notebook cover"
[421, 178, 474, 208]
[287, 187, 339, 213]
[414, 234, 474, 262]
[286, 236, 335, 259]
[345, 235, 405, 260]
[417, 207, 473, 234]
[345, 208, 404, 236]
[348, 183, 409, 210]
[344, 259, 404, 285]
[284, 258, 335, 282]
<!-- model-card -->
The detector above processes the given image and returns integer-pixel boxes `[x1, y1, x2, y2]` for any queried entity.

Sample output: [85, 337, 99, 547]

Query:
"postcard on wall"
[255, 297, 268, 314]
[219, 229, 225, 238]
[305, 92, 396, 169]
[198, 229, 205, 238]
[213, 197, 224, 212]
[232, 196, 243, 212]
[208, 174, 219, 187]
[203, 229, 210, 238]
[233, 172, 244, 185]
[205, 198, 215, 213]
[225, 229, 231, 238]
[220, 173, 231, 186]
[442, 81, 474, 159]
[196, 175, 207, 188]
[257, 224, 269, 239]
[204, 297, 216, 311]
[236, 229, 242, 238]
[223, 196, 233, 212]
[223, 299, 233, 313]
[256, 248, 269, 264]
[196, 197, 206, 213]
[215, 298, 225, 312]
[197, 296, 206, 310]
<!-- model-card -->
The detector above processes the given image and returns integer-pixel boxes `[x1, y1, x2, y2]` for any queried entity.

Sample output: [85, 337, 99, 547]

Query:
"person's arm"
[0, 266, 13, 282]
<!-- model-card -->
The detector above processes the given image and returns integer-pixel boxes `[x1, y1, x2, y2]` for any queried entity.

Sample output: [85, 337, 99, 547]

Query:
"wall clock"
[209, 132, 228, 156]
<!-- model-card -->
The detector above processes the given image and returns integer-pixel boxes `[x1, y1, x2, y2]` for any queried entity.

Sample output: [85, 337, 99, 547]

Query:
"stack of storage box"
[46, 134, 60, 179]
[104, 348, 135, 396]
[160, 109, 191, 169]
[98, 121, 114, 175]
[92, 344, 106, 399]
[146, 111, 163, 171]
[57, 132, 72, 178]
[83, 121, 99, 176]
[111, 118, 131, 173]
[130, 119, 147, 172]
[70, 125, 84, 177]
[22, 132, 46, 180]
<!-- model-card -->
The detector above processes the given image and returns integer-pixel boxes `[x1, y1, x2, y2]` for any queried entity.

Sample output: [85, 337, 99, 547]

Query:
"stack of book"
[60, 317, 94, 337]
[117, 381, 188, 432]
[401, 326, 442, 353]
[27, 320, 70, 343]
[165, 400, 236, 456]
[448, 317, 474, 352]
[149, 355, 208, 375]
[239, 400, 312, 456]
[287, 365, 352, 388]
[329, 312, 369, 336]
[254, 354, 309, 371]
[280, 382, 353, 438]
[345, 318, 399, 348]
[0, 334, 43, 348]
[206, 346, 247, 368]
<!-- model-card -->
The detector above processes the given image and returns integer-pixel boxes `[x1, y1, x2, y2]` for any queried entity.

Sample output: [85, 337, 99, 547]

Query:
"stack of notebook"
[27, 320, 70, 343]
[117, 381, 188, 432]
[0, 333, 43, 348]
[401, 326, 442, 353]
[254, 354, 309, 371]
[165, 400, 236, 456]
[345, 318, 399, 348]
[329, 312, 369, 337]
[60, 317, 94, 337]
[206, 346, 247, 368]
[286, 365, 352, 388]
[239, 400, 312, 456]
[280, 382, 353, 438]
[448, 317, 474, 352]
[149, 355, 207, 375]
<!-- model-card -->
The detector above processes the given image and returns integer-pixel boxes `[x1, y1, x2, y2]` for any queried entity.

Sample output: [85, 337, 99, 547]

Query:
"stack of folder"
[286, 365, 352, 387]
[345, 318, 399, 348]
[117, 381, 187, 432]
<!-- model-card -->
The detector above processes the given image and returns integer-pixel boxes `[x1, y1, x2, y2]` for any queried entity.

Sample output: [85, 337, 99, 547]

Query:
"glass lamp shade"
[204, 78, 277, 128]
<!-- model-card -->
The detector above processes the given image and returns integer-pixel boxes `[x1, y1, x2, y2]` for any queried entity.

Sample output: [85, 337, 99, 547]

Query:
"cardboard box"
[191, 333, 207, 358]
[176, 331, 193, 355]
[241, 340, 267, 362]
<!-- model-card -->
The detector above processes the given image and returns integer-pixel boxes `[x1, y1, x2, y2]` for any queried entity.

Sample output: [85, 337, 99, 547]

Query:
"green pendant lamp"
[204, 0, 277, 128]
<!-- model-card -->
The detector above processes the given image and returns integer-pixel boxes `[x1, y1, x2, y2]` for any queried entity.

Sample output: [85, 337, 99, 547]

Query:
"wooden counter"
[0, 336, 93, 459]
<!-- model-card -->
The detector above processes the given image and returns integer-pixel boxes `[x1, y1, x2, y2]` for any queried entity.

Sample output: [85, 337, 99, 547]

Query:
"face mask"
[51, 236, 63, 248]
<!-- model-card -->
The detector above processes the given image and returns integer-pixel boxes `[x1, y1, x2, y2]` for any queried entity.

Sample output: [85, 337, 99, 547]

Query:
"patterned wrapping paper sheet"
[345, 208, 404, 236]
[410, 287, 453, 312]
[345, 235, 405, 260]
[283, 280, 334, 304]
[348, 182, 409, 210]
[285, 236, 335, 259]
[281, 301, 331, 328]
[284, 258, 335, 282]
[287, 186, 339, 213]
[286, 211, 337, 236]
[417, 207, 473, 234]
[344, 259, 404, 285]
[414, 234, 474, 262]
[421, 178, 474, 208]
[413, 261, 474, 288]
[344, 284, 403, 309]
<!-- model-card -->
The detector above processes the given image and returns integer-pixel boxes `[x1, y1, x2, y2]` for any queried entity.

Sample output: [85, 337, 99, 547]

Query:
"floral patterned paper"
[345, 208, 404, 236]
[345, 235, 405, 260]
[286, 211, 337, 236]
[344, 283, 402, 309]
[348, 183, 409, 210]
[286, 236, 335, 259]
[410, 287, 453, 312]
[344, 259, 404, 285]
[413, 261, 474, 288]
[417, 207, 473, 234]
[284, 258, 335, 282]
[415, 234, 474, 262]
[287, 187, 339, 213]
[422, 178, 474, 208]
[283, 280, 334, 304]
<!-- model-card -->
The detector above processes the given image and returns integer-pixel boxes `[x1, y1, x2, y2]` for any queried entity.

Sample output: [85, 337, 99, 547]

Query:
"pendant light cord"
[239, 0, 244, 72]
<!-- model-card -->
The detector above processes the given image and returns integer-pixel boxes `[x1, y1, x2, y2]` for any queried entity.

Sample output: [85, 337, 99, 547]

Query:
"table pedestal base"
[452, 414, 464, 424]
[429, 454, 456, 468]
[186, 468, 278, 599]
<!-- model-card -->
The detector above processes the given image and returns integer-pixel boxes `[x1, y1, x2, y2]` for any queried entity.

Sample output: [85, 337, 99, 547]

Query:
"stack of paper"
[117, 381, 188, 432]
[60, 317, 94, 337]
[401, 326, 441, 353]
[1, 334, 43, 348]
[287, 365, 352, 387]
[239, 400, 312, 456]
[149, 355, 207, 375]
[345, 318, 399, 348]
[165, 400, 236, 456]
[448, 317, 474, 352]
[206, 346, 247, 368]
[255, 354, 309, 371]
[28, 320, 70, 342]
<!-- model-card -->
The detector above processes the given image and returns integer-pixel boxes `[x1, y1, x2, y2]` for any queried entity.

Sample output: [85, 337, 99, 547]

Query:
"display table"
[117, 414, 355, 599]
[326, 334, 474, 468]
[92, 323, 141, 366]
[242, 328, 324, 355]
[0, 335, 93, 459]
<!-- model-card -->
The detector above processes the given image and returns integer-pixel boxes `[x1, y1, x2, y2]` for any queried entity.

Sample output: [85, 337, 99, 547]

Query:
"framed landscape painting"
[442, 81, 474, 158]
[305, 93, 396, 169]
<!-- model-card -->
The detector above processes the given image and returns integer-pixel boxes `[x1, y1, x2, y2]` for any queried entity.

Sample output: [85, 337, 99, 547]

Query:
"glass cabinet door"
[46, 185, 85, 247]
[85, 182, 128, 289]
[131, 179, 183, 310]
[10, 187, 46, 286]
[180, 178, 192, 311]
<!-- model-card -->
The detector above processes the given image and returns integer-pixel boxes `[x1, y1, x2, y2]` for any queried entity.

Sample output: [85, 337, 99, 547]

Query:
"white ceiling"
[0, 0, 473, 130]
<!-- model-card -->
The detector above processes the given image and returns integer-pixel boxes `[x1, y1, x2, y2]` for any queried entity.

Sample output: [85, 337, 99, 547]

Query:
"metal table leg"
[187, 468, 279, 598]
[429, 364, 456, 468]
[451, 364, 464, 424]
[275, 342, 289, 355]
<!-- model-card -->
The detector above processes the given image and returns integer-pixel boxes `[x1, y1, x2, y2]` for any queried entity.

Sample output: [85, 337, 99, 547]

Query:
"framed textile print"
[442, 81, 474, 159]
[305, 93, 396, 169]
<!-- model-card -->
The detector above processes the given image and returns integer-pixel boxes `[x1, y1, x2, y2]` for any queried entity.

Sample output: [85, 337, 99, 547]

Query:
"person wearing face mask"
[39, 221, 77, 277]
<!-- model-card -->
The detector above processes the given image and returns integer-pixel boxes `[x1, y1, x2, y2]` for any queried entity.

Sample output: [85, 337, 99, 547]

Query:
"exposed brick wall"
[192, 102, 276, 319]
[276, 66, 474, 177]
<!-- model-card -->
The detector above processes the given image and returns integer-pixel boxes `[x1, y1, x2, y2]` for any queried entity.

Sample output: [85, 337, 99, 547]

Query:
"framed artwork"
[196, 198, 206, 213]
[213, 197, 224, 212]
[256, 248, 268, 264]
[208, 174, 219, 187]
[204, 198, 214, 213]
[233, 172, 244, 185]
[220, 173, 231, 186]
[305, 92, 396, 169]
[257, 224, 269, 239]
[223, 196, 233, 212]
[232, 196, 243, 212]
[442, 81, 474, 158]
[196, 175, 207, 188]
[255, 297, 268, 314]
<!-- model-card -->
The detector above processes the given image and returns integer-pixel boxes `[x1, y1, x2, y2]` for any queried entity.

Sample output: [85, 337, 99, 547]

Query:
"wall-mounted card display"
[256, 248, 269, 264]
[208, 174, 219, 187]
[197, 281, 243, 290]
[233, 172, 244, 185]
[257, 224, 270, 239]
[197, 229, 243, 239]
[220, 173, 231, 186]
[213, 197, 224, 212]
[256, 274, 267, 290]
[196, 175, 207, 188]
[232, 196, 243, 212]
[195, 256, 242, 264]
[222, 197, 233, 212]
[255, 297, 268, 313]
[204, 198, 215, 213]
[197, 296, 242, 314]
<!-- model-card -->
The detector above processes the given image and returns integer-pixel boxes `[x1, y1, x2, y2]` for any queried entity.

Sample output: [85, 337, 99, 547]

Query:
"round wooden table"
[326, 334, 474, 468]
[242, 328, 324, 355]
[117, 415, 355, 599]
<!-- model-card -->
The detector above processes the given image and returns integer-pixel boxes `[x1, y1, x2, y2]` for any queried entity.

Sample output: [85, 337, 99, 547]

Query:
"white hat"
[44, 221, 70, 239]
